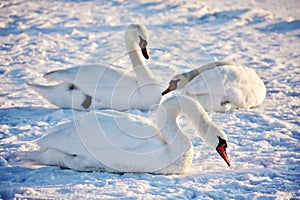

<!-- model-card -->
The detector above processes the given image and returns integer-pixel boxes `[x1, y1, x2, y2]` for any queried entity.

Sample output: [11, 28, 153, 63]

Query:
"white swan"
[32, 95, 230, 174]
[27, 24, 161, 111]
[162, 61, 266, 112]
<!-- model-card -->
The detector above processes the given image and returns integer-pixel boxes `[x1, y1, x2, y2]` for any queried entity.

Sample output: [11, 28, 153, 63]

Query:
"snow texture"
[0, 0, 299, 199]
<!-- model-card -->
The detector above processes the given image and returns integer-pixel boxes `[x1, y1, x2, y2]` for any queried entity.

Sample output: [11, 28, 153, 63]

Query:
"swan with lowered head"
[32, 95, 230, 174]
[162, 61, 266, 112]
[27, 24, 161, 111]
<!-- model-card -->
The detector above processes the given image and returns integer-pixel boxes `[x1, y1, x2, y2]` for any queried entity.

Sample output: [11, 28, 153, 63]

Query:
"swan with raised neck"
[27, 24, 161, 111]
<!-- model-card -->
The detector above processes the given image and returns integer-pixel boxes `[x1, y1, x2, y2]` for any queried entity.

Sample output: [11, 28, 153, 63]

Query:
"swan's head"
[202, 124, 230, 167]
[204, 123, 230, 167]
[125, 24, 149, 59]
[158, 95, 231, 166]
[161, 74, 189, 95]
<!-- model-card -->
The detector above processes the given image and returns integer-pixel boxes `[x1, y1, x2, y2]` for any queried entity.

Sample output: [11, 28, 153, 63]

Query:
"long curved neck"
[125, 39, 154, 83]
[182, 61, 237, 84]
[157, 96, 223, 149]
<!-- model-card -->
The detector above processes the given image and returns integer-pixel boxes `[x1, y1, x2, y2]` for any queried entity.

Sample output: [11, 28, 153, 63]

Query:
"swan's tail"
[26, 81, 72, 108]
[26, 81, 93, 110]
[11, 150, 48, 169]
[28, 149, 69, 167]
[26, 81, 60, 95]
[19, 148, 74, 169]
[26, 149, 101, 171]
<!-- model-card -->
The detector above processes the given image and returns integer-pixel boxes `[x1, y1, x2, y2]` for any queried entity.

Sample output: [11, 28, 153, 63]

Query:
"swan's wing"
[37, 121, 89, 156]
[44, 66, 81, 82]
[77, 111, 181, 173]
[36, 110, 189, 173]
[44, 65, 121, 86]
[37, 111, 164, 158]
[183, 64, 247, 96]
[182, 65, 238, 111]
[185, 65, 266, 108]
[221, 65, 266, 107]
[93, 110, 165, 152]
[44, 65, 136, 99]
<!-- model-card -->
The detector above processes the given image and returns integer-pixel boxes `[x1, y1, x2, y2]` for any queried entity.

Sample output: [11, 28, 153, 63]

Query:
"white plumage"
[27, 24, 161, 111]
[32, 96, 230, 174]
[162, 61, 266, 112]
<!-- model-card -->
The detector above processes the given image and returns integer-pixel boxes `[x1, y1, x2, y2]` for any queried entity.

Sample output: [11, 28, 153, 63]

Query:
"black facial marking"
[139, 35, 149, 59]
[139, 35, 148, 48]
[169, 79, 180, 90]
[217, 136, 227, 149]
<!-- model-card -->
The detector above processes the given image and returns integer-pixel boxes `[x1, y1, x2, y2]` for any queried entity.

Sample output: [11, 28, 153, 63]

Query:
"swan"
[32, 95, 230, 174]
[27, 24, 161, 111]
[162, 61, 266, 112]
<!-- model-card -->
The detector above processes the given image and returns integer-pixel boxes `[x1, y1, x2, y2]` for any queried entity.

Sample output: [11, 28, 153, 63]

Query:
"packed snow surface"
[0, 0, 299, 199]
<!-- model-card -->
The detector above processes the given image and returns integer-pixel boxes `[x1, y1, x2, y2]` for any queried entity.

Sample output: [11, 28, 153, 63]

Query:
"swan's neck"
[156, 105, 191, 152]
[157, 96, 224, 149]
[181, 61, 237, 85]
[126, 42, 154, 83]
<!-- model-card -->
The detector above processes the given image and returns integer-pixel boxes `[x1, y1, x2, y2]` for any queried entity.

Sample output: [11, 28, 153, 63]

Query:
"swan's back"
[38, 111, 165, 153]
[183, 64, 266, 111]
[35, 110, 171, 172]
[220, 65, 266, 107]
[45, 65, 134, 95]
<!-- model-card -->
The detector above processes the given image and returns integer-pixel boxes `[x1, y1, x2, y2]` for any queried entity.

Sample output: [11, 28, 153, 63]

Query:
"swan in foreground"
[27, 24, 161, 111]
[32, 95, 230, 174]
[162, 61, 266, 112]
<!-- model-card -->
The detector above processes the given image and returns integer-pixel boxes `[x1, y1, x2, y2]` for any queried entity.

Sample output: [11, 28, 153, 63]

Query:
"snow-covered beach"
[0, 0, 299, 199]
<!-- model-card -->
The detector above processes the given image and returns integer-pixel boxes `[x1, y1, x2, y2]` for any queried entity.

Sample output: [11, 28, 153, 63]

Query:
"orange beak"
[216, 137, 230, 166]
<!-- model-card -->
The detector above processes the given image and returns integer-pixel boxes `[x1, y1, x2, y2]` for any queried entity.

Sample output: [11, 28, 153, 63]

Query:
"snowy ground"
[1, 0, 300, 199]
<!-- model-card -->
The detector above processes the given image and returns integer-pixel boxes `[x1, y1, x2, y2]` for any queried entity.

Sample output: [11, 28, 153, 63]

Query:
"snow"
[0, 0, 299, 199]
